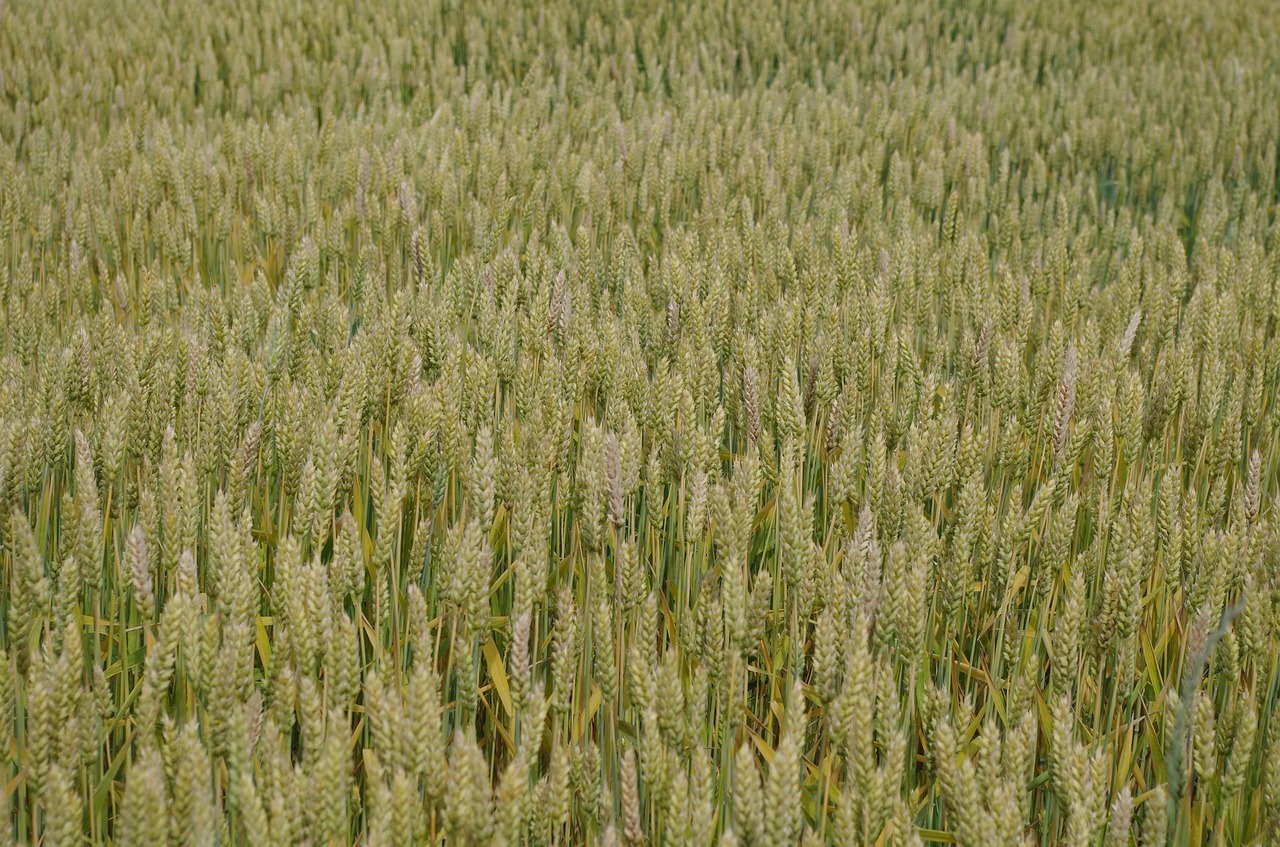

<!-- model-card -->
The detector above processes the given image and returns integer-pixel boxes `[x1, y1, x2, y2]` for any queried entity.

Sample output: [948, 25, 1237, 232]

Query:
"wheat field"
[1, 0, 1280, 844]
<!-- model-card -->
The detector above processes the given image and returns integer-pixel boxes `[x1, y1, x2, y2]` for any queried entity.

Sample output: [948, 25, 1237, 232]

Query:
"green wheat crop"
[1, 0, 1280, 845]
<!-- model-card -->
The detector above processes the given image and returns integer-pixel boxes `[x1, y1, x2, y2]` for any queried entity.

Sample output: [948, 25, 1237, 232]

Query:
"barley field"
[2, 0, 1280, 844]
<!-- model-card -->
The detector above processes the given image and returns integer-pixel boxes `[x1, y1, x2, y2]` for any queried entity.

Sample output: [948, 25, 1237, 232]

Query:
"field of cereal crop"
[2, 1, 1280, 844]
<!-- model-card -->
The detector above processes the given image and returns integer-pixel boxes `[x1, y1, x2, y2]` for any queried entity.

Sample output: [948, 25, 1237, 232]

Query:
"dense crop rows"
[2, 0, 1280, 844]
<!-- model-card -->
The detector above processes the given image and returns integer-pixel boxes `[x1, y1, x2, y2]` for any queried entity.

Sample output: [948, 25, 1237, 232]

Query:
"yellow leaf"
[1115, 726, 1134, 786]
[574, 684, 602, 743]
[488, 503, 507, 548]
[256, 616, 272, 668]
[1009, 564, 1030, 597]
[479, 690, 515, 752]
[1141, 629, 1162, 690]
[750, 732, 775, 763]
[483, 636, 513, 717]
